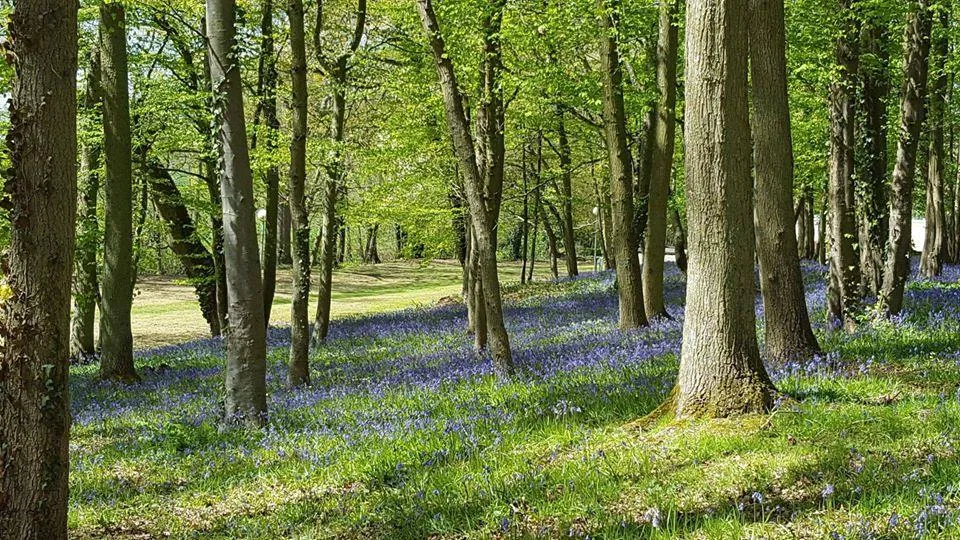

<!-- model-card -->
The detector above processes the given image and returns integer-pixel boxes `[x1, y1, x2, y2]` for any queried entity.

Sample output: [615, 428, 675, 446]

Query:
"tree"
[99, 0, 138, 382]
[600, 0, 647, 330]
[0, 0, 78, 535]
[920, 2, 948, 278]
[827, 1, 861, 331]
[312, 0, 367, 345]
[749, 0, 820, 361]
[207, 0, 268, 425]
[641, 0, 679, 320]
[257, 0, 281, 327]
[675, 0, 776, 418]
[881, 0, 932, 315]
[72, 47, 103, 359]
[417, 0, 514, 374]
[287, 0, 311, 387]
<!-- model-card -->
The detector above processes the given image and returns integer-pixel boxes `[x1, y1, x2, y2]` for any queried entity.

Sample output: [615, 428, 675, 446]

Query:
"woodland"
[2, 0, 960, 538]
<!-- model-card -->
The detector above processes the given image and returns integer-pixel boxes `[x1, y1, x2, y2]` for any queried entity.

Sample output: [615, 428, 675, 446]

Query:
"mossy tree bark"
[0, 0, 78, 535]
[881, 0, 932, 316]
[676, 0, 776, 418]
[206, 0, 268, 426]
[749, 0, 820, 361]
[600, 0, 647, 330]
[99, 1, 138, 382]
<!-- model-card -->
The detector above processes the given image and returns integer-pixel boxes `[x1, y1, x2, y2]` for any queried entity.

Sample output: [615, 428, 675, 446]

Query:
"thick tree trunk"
[642, 0, 679, 320]
[600, 0, 647, 330]
[72, 48, 102, 359]
[417, 0, 513, 373]
[140, 156, 221, 337]
[99, 2, 138, 382]
[207, 0, 268, 426]
[881, 0, 932, 316]
[288, 0, 311, 387]
[749, 0, 820, 361]
[826, 1, 861, 331]
[920, 4, 948, 278]
[857, 23, 890, 294]
[259, 0, 280, 328]
[676, 0, 776, 418]
[0, 0, 77, 535]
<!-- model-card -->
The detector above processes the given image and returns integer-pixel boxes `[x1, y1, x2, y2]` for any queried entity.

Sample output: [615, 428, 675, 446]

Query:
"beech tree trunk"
[676, 0, 776, 418]
[542, 204, 561, 278]
[749, 0, 820, 361]
[826, 1, 861, 331]
[72, 47, 102, 359]
[288, 0, 311, 387]
[259, 0, 280, 327]
[417, 0, 513, 373]
[99, 2, 138, 382]
[279, 202, 293, 265]
[920, 3, 948, 278]
[857, 22, 890, 294]
[207, 0, 268, 426]
[642, 0, 679, 320]
[0, 0, 78, 535]
[556, 109, 579, 277]
[600, 0, 647, 330]
[881, 0, 932, 316]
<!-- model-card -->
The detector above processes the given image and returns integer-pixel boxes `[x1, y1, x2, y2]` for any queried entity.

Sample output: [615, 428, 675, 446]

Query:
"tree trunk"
[634, 108, 656, 250]
[0, 0, 77, 535]
[72, 47, 102, 359]
[207, 0, 268, 426]
[417, 0, 513, 374]
[258, 0, 280, 328]
[826, 1, 861, 331]
[881, 0, 932, 316]
[99, 1, 138, 382]
[600, 0, 647, 330]
[287, 0, 311, 387]
[642, 0, 679, 320]
[542, 203, 561, 278]
[749, 0, 820, 361]
[676, 0, 776, 418]
[920, 3, 948, 278]
[857, 22, 890, 294]
[312, 88, 343, 344]
[556, 109, 579, 277]
[670, 206, 688, 274]
[279, 201, 292, 265]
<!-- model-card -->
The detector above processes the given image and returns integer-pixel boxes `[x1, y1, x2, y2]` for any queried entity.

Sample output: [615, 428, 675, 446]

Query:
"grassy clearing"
[69, 263, 960, 538]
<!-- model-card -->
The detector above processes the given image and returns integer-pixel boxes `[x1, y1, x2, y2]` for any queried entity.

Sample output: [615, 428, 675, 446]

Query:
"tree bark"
[207, 0, 268, 426]
[881, 0, 932, 316]
[857, 22, 890, 294]
[99, 1, 138, 382]
[676, 0, 776, 418]
[920, 3, 948, 278]
[279, 201, 292, 265]
[72, 47, 102, 359]
[258, 0, 280, 328]
[288, 0, 311, 387]
[0, 0, 77, 535]
[826, 1, 861, 331]
[556, 109, 579, 277]
[600, 0, 647, 330]
[749, 0, 820, 361]
[642, 0, 679, 320]
[417, 0, 514, 373]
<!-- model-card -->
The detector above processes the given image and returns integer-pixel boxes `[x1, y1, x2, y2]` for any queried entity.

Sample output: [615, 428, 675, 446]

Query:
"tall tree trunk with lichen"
[675, 0, 776, 418]
[72, 47, 102, 359]
[99, 1, 138, 382]
[642, 0, 679, 320]
[749, 0, 820, 361]
[287, 0, 311, 387]
[600, 0, 647, 330]
[0, 0, 77, 535]
[881, 0, 932, 316]
[206, 0, 268, 425]
[921, 3, 948, 278]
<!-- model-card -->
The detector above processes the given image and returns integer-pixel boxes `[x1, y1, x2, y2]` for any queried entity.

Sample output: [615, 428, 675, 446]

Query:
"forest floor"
[130, 259, 557, 348]
[69, 261, 960, 538]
